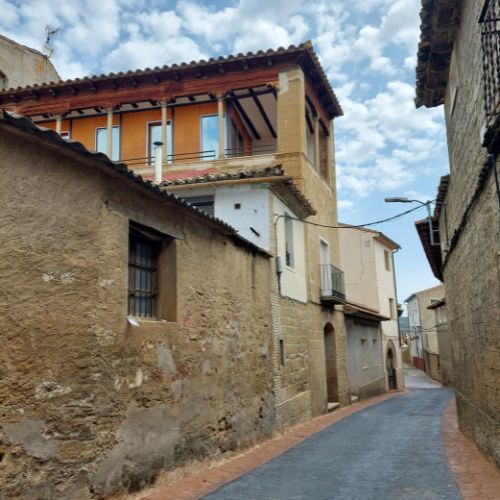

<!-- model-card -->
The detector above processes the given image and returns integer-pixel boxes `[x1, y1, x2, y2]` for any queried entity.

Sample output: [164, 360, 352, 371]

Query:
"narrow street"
[202, 368, 460, 500]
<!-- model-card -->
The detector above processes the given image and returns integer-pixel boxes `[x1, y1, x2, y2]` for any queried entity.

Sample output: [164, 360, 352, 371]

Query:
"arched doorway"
[324, 323, 339, 403]
[386, 345, 397, 390]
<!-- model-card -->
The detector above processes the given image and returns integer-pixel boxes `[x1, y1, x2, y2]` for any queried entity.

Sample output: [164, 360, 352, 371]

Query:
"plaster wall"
[339, 229, 379, 309]
[0, 130, 274, 498]
[346, 319, 385, 399]
[0, 35, 59, 89]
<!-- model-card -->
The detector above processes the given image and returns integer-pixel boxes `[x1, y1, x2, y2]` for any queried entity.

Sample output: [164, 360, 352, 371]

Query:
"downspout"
[391, 247, 403, 348]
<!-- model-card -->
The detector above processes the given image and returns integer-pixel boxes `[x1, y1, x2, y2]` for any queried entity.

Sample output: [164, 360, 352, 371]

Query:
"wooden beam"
[188, 95, 196, 102]
[48, 89, 58, 98]
[249, 89, 276, 138]
[89, 81, 98, 92]
[110, 80, 118, 89]
[229, 91, 261, 140]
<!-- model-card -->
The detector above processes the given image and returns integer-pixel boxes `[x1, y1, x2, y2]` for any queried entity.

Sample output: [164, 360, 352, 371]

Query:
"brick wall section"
[0, 132, 275, 498]
[441, 0, 500, 468]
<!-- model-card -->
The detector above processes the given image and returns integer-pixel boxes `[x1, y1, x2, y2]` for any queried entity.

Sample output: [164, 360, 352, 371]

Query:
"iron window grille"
[128, 226, 161, 318]
[480, 0, 500, 148]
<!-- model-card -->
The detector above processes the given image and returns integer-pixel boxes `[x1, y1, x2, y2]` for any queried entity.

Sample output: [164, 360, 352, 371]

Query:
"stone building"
[339, 226, 404, 395]
[405, 285, 444, 382]
[0, 110, 274, 498]
[427, 298, 451, 386]
[0, 42, 352, 429]
[0, 34, 59, 90]
[415, 0, 500, 467]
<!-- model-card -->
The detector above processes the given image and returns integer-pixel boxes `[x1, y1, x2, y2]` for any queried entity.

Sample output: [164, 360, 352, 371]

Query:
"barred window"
[128, 226, 161, 317]
[480, 0, 500, 132]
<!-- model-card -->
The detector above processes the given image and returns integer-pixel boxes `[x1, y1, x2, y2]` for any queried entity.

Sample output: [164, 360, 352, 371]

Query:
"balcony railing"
[319, 264, 346, 302]
[480, 0, 500, 150]
[121, 144, 277, 169]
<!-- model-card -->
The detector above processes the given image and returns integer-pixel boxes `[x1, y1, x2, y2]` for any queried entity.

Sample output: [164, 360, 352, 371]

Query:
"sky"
[0, 0, 448, 307]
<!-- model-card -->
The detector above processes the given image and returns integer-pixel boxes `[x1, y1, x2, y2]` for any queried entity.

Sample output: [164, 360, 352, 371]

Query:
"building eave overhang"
[415, 0, 463, 108]
[161, 166, 317, 219]
[0, 109, 270, 257]
[415, 218, 443, 281]
[343, 301, 390, 322]
[0, 41, 342, 119]
[427, 298, 445, 310]
[434, 174, 450, 220]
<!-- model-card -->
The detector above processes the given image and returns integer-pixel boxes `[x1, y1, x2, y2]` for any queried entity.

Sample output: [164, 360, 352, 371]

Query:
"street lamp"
[384, 197, 437, 245]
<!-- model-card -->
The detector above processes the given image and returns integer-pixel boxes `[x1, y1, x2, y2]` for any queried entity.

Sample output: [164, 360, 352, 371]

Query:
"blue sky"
[1, 0, 448, 305]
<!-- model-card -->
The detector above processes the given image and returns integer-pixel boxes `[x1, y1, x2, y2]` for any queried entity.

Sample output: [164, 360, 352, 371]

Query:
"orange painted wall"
[173, 102, 218, 161]
[34, 102, 254, 162]
[121, 109, 166, 160]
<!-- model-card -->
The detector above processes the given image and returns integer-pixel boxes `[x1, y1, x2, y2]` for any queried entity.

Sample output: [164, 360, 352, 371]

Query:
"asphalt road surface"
[203, 367, 460, 500]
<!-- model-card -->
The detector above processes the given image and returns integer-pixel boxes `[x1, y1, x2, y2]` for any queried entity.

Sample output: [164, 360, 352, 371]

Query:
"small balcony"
[320, 264, 346, 303]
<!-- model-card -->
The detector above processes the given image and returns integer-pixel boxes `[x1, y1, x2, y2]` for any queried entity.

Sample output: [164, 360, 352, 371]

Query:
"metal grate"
[480, 0, 500, 131]
[128, 233, 159, 317]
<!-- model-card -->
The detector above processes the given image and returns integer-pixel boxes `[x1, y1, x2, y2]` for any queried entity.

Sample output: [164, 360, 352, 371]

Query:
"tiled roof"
[0, 109, 269, 255]
[434, 174, 450, 220]
[0, 41, 342, 118]
[160, 166, 284, 186]
[415, 0, 463, 108]
[161, 166, 316, 218]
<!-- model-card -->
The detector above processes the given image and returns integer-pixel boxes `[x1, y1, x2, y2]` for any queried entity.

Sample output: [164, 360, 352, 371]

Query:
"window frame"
[95, 125, 121, 161]
[146, 120, 173, 165]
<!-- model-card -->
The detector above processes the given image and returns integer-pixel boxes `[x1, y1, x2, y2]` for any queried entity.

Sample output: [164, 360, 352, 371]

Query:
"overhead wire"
[274, 203, 425, 229]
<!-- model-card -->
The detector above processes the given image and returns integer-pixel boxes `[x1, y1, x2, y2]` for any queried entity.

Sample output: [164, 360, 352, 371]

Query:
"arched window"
[0, 71, 8, 91]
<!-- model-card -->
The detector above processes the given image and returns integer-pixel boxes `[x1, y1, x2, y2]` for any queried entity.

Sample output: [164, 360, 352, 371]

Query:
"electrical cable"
[274, 203, 425, 229]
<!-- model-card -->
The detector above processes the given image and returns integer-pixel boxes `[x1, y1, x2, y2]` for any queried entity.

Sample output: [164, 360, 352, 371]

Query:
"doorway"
[387, 347, 397, 389]
[324, 323, 339, 403]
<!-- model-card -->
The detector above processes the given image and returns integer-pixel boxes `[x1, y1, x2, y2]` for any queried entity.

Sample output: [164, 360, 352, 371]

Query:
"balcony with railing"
[319, 264, 346, 303]
[480, 0, 500, 151]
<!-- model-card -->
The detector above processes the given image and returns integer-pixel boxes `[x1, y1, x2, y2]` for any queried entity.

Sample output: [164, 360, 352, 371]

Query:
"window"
[96, 126, 120, 161]
[389, 298, 395, 319]
[201, 115, 219, 160]
[183, 195, 215, 217]
[128, 227, 160, 317]
[384, 249, 391, 271]
[128, 222, 176, 320]
[228, 119, 244, 157]
[480, 0, 500, 148]
[148, 121, 172, 164]
[0, 71, 7, 91]
[279, 339, 285, 366]
[284, 214, 294, 268]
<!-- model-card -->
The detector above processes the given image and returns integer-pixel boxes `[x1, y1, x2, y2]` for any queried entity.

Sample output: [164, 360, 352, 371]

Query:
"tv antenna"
[43, 25, 60, 57]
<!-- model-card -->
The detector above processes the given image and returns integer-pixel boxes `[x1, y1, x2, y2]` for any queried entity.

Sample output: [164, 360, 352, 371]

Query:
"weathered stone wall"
[436, 322, 453, 386]
[0, 131, 274, 498]
[441, 0, 500, 468]
[0, 35, 59, 89]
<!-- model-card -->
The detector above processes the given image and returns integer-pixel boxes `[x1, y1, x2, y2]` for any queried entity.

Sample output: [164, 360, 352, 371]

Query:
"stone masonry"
[0, 118, 274, 498]
[417, 0, 500, 468]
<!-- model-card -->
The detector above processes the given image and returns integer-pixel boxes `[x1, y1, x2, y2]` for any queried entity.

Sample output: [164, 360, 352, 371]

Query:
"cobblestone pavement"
[202, 368, 460, 500]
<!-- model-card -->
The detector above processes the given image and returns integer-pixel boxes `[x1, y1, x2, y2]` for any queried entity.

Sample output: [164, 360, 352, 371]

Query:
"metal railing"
[319, 264, 346, 301]
[224, 143, 277, 158]
[480, 0, 500, 132]
[122, 144, 277, 169]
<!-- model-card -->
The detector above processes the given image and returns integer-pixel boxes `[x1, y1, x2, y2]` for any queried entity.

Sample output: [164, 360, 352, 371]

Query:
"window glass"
[184, 195, 215, 217]
[148, 122, 172, 163]
[96, 126, 120, 161]
[201, 115, 219, 160]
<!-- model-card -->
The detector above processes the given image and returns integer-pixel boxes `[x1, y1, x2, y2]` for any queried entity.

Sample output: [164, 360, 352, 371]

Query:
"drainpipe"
[106, 107, 113, 159]
[391, 248, 403, 348]
[55, 114, 62, 135]
[154, 141, 163, 183]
